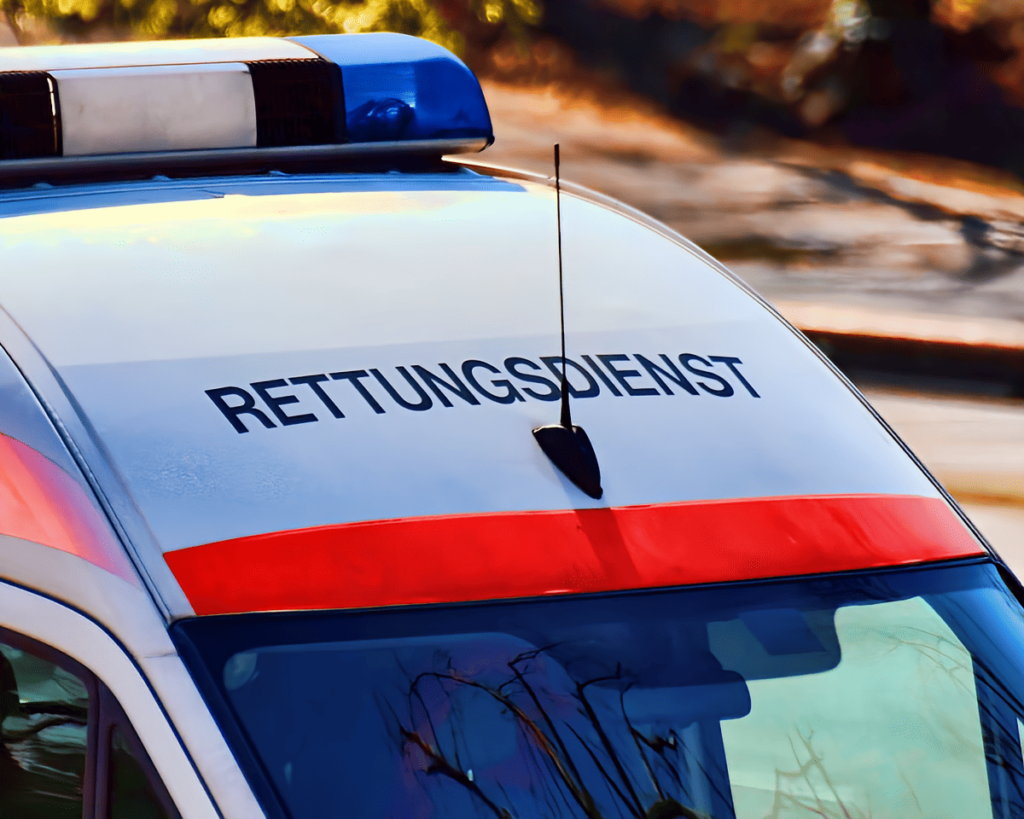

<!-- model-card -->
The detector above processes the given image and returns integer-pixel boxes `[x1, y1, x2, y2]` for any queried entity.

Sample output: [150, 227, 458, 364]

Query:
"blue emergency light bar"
[0, 33, 493, 179]
[293, 33, 492, 144]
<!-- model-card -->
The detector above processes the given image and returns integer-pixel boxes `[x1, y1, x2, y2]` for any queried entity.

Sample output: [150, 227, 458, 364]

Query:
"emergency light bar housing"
[0, 33, 492, 182]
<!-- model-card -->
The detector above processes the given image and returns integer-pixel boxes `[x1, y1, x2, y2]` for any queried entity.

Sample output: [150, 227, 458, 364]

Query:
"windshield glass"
[173, 560, 1024, 819]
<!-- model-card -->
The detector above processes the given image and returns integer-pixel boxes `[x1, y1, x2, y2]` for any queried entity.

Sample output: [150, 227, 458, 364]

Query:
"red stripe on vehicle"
[165, 494, 982, 615]
[0, 433, 138, 583]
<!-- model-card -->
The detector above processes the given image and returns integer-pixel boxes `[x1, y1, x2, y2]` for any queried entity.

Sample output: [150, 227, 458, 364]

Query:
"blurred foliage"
[574, 0, 1024, 113]
[596, 0, 1024, 30]
[546, 0, 1024, 172]
[0, 0, 540, 54]
[7, 0, 1024, 173]
[599, 0, 834, 27]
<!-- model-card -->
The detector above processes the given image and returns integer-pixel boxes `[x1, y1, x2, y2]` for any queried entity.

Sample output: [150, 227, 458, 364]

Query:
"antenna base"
[532, 423, 603, 499]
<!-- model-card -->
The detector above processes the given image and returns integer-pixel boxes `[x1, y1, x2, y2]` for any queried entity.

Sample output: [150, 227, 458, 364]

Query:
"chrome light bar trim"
[0, 137, 491, 187]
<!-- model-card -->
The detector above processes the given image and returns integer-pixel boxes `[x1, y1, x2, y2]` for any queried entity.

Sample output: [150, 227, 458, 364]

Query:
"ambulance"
[0, 31, 1020, 819]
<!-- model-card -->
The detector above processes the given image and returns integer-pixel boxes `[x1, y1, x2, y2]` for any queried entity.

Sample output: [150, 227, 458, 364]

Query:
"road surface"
[862, 387, 1024, 573]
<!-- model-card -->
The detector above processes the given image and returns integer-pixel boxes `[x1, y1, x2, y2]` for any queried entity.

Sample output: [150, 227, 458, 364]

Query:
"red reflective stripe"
[166, 494, 982, 615]
[0, 433, 137, 583]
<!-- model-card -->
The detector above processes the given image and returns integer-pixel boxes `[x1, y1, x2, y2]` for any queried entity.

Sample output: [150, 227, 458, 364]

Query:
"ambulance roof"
[0, 164, 982, 620]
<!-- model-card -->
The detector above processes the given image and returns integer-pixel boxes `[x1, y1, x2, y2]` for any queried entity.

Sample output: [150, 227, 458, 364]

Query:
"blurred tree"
[0, 0, 540, 56]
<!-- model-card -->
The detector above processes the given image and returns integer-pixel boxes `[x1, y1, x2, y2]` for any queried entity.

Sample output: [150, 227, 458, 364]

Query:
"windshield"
[173, 560, 1024, 819]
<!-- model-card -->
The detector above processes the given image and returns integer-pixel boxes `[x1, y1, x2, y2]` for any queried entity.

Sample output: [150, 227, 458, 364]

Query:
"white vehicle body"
[0, 32, 1015, 819]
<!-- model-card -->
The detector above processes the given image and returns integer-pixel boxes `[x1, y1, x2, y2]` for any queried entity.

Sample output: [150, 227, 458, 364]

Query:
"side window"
[110, 726, 165, 819]
[102, 704, 181, 819]
[0, 631, 180, 819]
[0, 639, 91, 819]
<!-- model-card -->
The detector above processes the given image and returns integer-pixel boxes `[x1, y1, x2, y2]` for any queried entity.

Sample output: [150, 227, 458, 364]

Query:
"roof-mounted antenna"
[532, 144, 603, 499]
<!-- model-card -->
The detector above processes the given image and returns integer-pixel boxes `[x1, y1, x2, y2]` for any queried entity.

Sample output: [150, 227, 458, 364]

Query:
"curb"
[776, 301, 1024, 397]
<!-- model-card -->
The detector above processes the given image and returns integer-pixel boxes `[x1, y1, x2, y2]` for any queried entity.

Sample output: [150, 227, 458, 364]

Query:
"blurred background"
[2, 0, 1021, 559]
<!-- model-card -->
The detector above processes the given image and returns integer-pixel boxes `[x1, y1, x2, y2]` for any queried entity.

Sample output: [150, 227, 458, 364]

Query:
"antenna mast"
[531, 144, 603, 499]
[555, 144, 571, 429]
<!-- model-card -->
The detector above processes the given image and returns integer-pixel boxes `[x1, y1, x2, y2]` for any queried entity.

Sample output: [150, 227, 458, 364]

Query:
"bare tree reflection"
[767, 729, 859, 819]
[383, 647, 712, 819]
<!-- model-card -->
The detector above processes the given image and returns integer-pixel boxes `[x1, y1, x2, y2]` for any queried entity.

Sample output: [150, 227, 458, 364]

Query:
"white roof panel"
[0, 36, 313, 72]
[0, 172, 942, 566]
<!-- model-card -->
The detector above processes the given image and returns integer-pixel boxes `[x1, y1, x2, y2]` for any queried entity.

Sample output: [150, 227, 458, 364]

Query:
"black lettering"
[250, 379, 318, 425]
[504, 357, 560, 401]
[289, 374, 344, 419]
[330, 370, 385, 414]
[371, 367, 433, 411]
[597, 354, 658, 397]
[710, 356, 760, 398]
[581, 355, 623, 397]
[462, 360, 523, 404]
[635, 354, 699, 396]
[540, 356, 600, 398]
[205, 387, 276, 434]
[412, 364, 481, 408]
[679, 355, 734, 397]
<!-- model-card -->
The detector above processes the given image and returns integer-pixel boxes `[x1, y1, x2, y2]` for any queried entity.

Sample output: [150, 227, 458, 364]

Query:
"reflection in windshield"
[174, 562, 1024, 819]
[222, 626, 745, 819]
[724, 598, 988, 817]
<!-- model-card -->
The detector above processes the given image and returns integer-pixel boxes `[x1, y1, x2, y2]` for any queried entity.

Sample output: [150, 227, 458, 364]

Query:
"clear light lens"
[53, 63, 257, 156]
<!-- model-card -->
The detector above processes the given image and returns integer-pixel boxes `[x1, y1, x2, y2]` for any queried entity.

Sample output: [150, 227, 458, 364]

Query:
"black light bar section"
[247, 59, 346, 148]
[0, 72, 61, 160]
